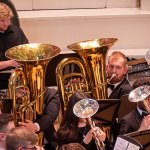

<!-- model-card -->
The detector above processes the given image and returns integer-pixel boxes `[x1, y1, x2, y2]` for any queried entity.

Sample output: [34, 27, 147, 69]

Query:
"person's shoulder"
[9, 24, 19, 29]
[44, 87, 60, 103]
[45, 87, 59, 98]
[121, 78, 132, 89]
[45, 87, 58, 93]
[9, 25, 22, 32]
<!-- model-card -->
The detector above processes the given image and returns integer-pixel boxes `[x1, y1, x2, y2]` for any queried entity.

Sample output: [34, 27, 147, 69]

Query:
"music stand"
[93, 99, 120, 126]
[126, 129, 150, 150]
[118, 94, 137, 122]
[114, 135, 143, 150]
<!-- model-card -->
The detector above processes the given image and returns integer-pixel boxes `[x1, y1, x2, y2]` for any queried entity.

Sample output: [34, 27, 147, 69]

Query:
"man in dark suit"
[106, 51, 132, 99]
[119, 108, 142, 135]
[19, 87, 60, 150]
[119, 77, 150, 135]
[106, 51, 132, 144]
[119, 93, 150, 135]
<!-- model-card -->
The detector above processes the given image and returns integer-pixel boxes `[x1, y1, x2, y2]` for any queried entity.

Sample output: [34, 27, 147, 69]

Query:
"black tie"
[107, 84, 115, 91]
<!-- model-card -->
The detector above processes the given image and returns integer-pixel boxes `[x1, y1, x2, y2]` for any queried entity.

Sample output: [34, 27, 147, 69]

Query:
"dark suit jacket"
[108, 77, 132, 99]
[108, 78, 132, 144]
[36, 87, 60, 143]
[119, 108, 142, 135]
[0, 25, 29, 90]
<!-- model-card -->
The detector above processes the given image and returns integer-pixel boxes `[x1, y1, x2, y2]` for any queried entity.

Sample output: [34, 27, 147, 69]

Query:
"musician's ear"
[0, 133, 6, 141]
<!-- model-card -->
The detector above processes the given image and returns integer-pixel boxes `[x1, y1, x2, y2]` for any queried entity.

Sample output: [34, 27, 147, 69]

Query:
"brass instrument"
[73, 98, 105, 150]
[56, 38, 117, 111]
[107, 73, 117, 83]
[5, 43, 61, 145]
[56, 57, 90, 109]
[129, 85, 150, 113]
[145, 49, 150, 67]
[67, 38, 118, 100]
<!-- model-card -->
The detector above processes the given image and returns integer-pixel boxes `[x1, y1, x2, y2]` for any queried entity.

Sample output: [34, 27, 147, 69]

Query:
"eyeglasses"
[22, 145, 44, 150]
[21, 146, 37, 150]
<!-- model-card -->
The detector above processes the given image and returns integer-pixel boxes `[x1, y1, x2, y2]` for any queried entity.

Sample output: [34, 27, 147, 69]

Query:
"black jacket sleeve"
[36, 87, 60, 131]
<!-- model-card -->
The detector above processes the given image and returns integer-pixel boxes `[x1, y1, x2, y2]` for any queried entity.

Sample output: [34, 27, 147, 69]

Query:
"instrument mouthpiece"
[108, 73, 116, 83]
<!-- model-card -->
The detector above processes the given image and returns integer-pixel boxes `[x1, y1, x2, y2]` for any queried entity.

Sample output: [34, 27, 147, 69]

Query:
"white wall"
[18, 8, 150, 57]
[11, 0, 137, 10]
[10, 0, 150, 57]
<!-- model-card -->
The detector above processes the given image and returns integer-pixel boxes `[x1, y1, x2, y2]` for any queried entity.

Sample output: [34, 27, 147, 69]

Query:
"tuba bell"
[56, 38, 118, 110]
[145, 49, 150, 67]
[129, 85, 150, 113]
[5, 43, 61, 145]
[73, 98, 105, 150]
[67, 38, 118, 100]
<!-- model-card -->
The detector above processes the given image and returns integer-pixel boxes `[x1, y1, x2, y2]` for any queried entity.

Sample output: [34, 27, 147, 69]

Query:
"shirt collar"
[137, 106, 148, 116]
[109, 78, 124, 88]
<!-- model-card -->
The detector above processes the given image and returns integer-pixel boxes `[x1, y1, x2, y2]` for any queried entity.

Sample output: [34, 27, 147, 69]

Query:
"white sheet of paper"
[113, 137, 129, 150]
[127, 143, 140, 150]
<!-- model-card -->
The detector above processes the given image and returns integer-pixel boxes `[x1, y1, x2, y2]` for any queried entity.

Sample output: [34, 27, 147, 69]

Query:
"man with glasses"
[6, 127, 43, 150]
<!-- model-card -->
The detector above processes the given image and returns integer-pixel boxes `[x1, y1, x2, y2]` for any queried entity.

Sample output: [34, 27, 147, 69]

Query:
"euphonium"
[73, 98, 105, 150]
[67, 38, 118, 99]
[5, 43, 61, 145]
[129, 85, 150, 113]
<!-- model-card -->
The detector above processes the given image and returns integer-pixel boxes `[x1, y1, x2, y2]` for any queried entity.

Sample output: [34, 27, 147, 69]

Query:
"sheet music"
[114, 137, 129, 150]
[127, 143, 140, 150]
[114, 137, 140, 150]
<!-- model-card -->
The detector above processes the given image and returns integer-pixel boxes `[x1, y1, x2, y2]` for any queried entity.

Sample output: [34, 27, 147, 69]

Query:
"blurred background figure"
[0, 113, 15, 150]
[0, 2, 28, 90]
[0, 0, 20, 27]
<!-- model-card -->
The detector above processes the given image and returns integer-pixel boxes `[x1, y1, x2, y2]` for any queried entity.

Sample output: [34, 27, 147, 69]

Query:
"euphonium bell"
[5, 43, 61, 145]
[129, 85, 150, 113]
[73, 98, 105, 150]
[68, 38, 118, 99]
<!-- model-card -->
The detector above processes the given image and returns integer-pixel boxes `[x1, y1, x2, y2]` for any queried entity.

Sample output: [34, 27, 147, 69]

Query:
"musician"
[106, 51, 133, 145]
[0, 2, 28, 90]
[106, 51, 132, 99]
[119, 77, 150, 135]
[56, 91, 112, 150]
[6, 127, 39, 150]
[0, 0, 20, 27]
[19, 87, 60, 150]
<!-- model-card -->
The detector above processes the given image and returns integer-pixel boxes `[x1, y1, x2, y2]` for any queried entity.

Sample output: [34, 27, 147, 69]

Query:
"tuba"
[129, 85, 150, 113]
[5, 43, 61, 145]
[67, 38, 118, 99]
[73, 98, 105, 150]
